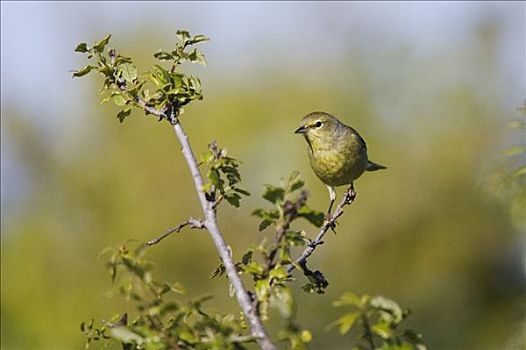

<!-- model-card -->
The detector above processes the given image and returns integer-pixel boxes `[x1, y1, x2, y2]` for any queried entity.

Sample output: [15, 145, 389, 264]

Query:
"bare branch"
[287, 186, 356, 275]
[146, 218, 204, 246]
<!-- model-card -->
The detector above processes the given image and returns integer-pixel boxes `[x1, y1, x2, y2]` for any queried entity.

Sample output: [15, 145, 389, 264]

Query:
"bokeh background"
[1, 2, 525, 349]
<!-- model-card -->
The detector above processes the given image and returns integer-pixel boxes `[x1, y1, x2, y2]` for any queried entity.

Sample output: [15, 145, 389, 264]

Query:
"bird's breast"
[308, 136, 368, 186]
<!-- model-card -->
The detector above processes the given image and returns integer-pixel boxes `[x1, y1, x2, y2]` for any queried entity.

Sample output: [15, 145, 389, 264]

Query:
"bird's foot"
[344, 186, 357, 203]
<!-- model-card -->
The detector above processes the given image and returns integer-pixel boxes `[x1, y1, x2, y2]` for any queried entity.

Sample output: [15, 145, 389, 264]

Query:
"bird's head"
[295, 112, 342, 146]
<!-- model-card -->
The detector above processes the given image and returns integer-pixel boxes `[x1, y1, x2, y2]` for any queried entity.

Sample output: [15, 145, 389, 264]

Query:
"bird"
[295, 111, 386, 216]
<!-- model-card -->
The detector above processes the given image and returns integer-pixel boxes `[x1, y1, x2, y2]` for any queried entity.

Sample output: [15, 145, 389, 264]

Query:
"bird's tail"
[366, 160, 387, 171]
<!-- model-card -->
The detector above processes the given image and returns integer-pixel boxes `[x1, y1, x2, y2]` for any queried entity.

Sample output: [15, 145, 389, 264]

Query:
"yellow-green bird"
[295, 111, 386, 215]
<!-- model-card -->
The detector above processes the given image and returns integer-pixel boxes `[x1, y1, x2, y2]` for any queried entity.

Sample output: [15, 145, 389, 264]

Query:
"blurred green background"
[1, 2, 525, 349]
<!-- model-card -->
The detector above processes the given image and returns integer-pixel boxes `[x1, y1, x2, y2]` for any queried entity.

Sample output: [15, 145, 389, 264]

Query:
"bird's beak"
[294, 125, 307, 134]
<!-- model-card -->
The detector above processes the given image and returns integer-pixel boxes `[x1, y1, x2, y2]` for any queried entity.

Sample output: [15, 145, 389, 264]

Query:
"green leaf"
[269, 266, 288, 280]
[168, 281, 186, 294]
[337, 312, 360, 335]
[298, 207, 325, 227]
[117, 108, 132, 123]
[244, 262, 264, 276]
[241, 250, 253, 265]
[284, 230, 307, 246]
[113, 94, 128, 106]
[149, 64, 171, 88]
[188, 35, 210, 45]
[200, 150, 215, 164]
[93, 34, 111, 53]
[117, 63, 138, 83]
[225, 193, 241, 207]
[252, 208, 279, 220]
[188, 49, 207, 66]
[176, 30, 190, 44]
[333, 291, 363, 307]
[288, 171, 305, 192]
[258, 219, 273, 232]
[262, 185, 285, 204]
[179, 330, 198, 344]
[208, 168, 223, 189]
[234, 187, 250, 196]
[153, 50, 174, 61]
[74, 42, 89, 53]
[255, 278, 270, 299]
[72, 65, 94, 78]
[372, 321, 393, 339]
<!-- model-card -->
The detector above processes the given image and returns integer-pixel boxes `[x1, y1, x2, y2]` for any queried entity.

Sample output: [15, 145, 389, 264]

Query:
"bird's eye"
[314, 121, 323, 128]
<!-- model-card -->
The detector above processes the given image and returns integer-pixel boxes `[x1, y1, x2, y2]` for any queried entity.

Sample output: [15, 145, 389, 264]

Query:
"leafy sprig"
[84, 244, 252, 350]
[329, 291, 426, 350]
[201, 141, 250, 208]
[73, 31, 208, 123]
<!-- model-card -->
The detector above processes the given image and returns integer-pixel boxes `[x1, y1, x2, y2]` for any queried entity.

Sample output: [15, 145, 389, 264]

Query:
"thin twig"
[266, 191, 308, 268]
[287, 186, 356, 275]
[146, 218, 204, 246]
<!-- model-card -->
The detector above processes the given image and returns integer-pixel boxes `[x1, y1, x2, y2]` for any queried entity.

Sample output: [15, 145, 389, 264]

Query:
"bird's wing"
[350, 127, 367, 151]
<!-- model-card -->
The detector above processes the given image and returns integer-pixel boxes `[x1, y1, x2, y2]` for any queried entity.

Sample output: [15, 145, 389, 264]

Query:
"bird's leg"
[325, 185, 336, 220]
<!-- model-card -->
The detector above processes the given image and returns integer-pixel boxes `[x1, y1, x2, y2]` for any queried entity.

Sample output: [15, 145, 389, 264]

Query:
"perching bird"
[295, 111, 386, 215]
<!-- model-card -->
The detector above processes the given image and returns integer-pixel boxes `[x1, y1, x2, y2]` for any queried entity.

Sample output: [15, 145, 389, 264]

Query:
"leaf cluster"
[73, 30, 208, 123]
[329, 292, 426, 350]
[201, 141, 250, 208]
[83, 244, 252, 350]
[253, 171, 324, 232]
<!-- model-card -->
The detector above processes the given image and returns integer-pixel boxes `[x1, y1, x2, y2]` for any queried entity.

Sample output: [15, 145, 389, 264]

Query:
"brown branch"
[146, 218, 204, 246]
[287, 186, 356, 275]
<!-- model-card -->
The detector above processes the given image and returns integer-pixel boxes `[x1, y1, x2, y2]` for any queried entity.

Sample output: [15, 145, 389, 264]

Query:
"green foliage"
[83, 244, 252, 350]
[201, 141, 250, 208]
[329, 291, 426, 350]
[73, 31, 426, 350]
[254, 172, 324, 231]
[73, 31, 208, 123]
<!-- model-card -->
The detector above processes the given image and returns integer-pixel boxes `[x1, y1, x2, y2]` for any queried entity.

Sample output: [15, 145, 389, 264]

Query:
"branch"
[146, 218, 204, 246]
[171, 120, 276, 350]
[125, 92, 275, 349]
[287, 186, 356, 275]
